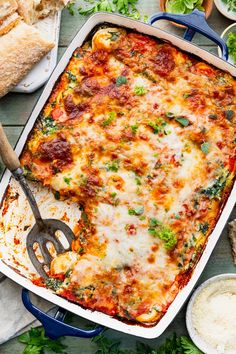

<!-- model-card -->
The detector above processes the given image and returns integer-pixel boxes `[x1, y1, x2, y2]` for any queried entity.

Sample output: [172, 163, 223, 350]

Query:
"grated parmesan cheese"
[192, 279, 236, 354]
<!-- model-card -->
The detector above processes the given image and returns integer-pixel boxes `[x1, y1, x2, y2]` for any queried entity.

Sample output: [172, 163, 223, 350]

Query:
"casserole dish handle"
[148, 9, 228, 61]
[22, 289, 104, 339]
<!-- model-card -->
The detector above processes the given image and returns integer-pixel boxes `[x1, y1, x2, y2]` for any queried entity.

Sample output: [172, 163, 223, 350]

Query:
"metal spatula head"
[0, 123, 75, 281]
[27, 219, 75, 279]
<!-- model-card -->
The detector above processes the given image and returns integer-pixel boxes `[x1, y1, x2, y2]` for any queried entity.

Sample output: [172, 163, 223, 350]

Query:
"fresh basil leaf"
[224, 109, 235, 120]
[116, 76, 127, 86]
[201, 142, 210, 155]
[128, 206, 144, 215]
[175, 116, 190, 127]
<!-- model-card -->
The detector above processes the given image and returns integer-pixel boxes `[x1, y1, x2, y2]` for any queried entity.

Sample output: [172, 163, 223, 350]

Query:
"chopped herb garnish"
[54, 191, 60, 200]
[42, 116, 58, 135]
[200, 171, 229, 199]
[66, 70, 77, 81]
[63, 177, 72, 185]
[116, 76, 127, 86]
[128, 206, 144, 216]
[78, 247, 85, 255]
[175, 116, 190, 127]
[106, 160, 119, 172]
[139, 215, 146, 221]
[208, 114, 218, 120]
[165, 112, 175, 119]
[183, 93, 191, 99]
[134, 85, 148, 96]
[45, 277, 63, 291]
[149, 218, 159, 227]
[102, 112, 116, 126]
[65, 269, 72, 278]
[108, 31, 119, 41]
[224, 109, 235, 121]
[201, 142, 210, 155]
[148, 118, 167, 134]
[199, 222, 209, 235]
[111, 192, 117, 198]
[135, 175, 142, 185]
[131, 123, 139, 134]
[142, 70, 157, 83]
[148, 218, 177, 250]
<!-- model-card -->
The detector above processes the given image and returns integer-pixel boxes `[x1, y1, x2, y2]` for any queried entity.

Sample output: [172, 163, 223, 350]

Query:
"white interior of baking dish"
[0, 13, 235, 338]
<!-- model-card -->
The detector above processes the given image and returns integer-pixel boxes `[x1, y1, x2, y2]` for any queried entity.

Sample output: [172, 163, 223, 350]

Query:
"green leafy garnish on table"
[19, 327, 66, 354]
[227, 32, 236, 64]
[19, 329, 203, 354]
[69, 0, 141, 19]
[166, 0, 204, 14]
[222, 0, 236, 11]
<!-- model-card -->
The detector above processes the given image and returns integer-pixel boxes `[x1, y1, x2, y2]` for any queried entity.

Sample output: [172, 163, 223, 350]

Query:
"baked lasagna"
[19, 27, 236, 325]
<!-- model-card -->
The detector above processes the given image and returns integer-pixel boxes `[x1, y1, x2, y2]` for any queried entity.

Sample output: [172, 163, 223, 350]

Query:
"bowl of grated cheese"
[186, 274, 236, 354]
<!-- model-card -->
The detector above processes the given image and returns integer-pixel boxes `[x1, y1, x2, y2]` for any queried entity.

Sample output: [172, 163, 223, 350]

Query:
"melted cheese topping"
[4, 27, 236, 325]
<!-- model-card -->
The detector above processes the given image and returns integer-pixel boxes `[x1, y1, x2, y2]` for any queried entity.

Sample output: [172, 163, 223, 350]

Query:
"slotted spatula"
[0, 123, 75, 280]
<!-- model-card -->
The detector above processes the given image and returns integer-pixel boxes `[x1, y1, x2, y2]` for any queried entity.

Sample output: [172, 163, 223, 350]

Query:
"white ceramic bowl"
[214, 0, 236, 20]
[186, 273, 236, 354]
[218, 23, 236, 65]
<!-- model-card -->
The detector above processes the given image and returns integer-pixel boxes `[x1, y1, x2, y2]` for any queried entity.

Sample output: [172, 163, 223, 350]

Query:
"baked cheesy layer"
[20, 27, 236, 325]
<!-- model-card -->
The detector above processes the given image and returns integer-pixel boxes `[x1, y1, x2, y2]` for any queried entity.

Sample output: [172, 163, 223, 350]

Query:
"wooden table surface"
[0, 1, 235, 353]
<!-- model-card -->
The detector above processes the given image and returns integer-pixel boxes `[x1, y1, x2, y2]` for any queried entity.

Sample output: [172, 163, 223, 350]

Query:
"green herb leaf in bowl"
[227, 32, 236, 64]
[222, 0, 236, 12]
[166, 0, 204, 14]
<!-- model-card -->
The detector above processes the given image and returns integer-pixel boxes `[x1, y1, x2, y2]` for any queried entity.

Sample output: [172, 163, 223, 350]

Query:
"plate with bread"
[0, 0, 69, 98]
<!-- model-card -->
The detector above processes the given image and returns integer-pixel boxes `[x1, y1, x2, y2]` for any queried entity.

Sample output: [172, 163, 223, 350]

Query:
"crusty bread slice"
[0, 12, 20, 36]
[0, 21, 54, 98]
[0, 0, 18, 22]
[16, 0, 70, 24]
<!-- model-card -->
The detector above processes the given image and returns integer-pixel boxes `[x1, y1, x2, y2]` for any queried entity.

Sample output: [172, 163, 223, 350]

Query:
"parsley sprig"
[19, 327, 203, 354]
[19, 327, 66, 354]
[68, 0, 141, 20]
[222, 0, 236, 11]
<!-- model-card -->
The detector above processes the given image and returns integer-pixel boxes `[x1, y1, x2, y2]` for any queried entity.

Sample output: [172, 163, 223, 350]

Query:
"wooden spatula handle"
[0, 123, 20, 171]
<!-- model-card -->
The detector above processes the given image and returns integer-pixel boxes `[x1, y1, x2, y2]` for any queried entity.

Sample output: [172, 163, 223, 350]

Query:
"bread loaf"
[16, 0, 70, 24]
[0, 0, 18, 22]
[0, 21, 54, 97]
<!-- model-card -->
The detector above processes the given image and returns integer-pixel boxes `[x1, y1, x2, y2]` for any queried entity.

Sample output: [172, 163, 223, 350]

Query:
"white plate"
[11, 12, 61, 93]
[214, 0, 236, 20]
[218, 23, 236, 65]
[186, 274, 236, 354]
